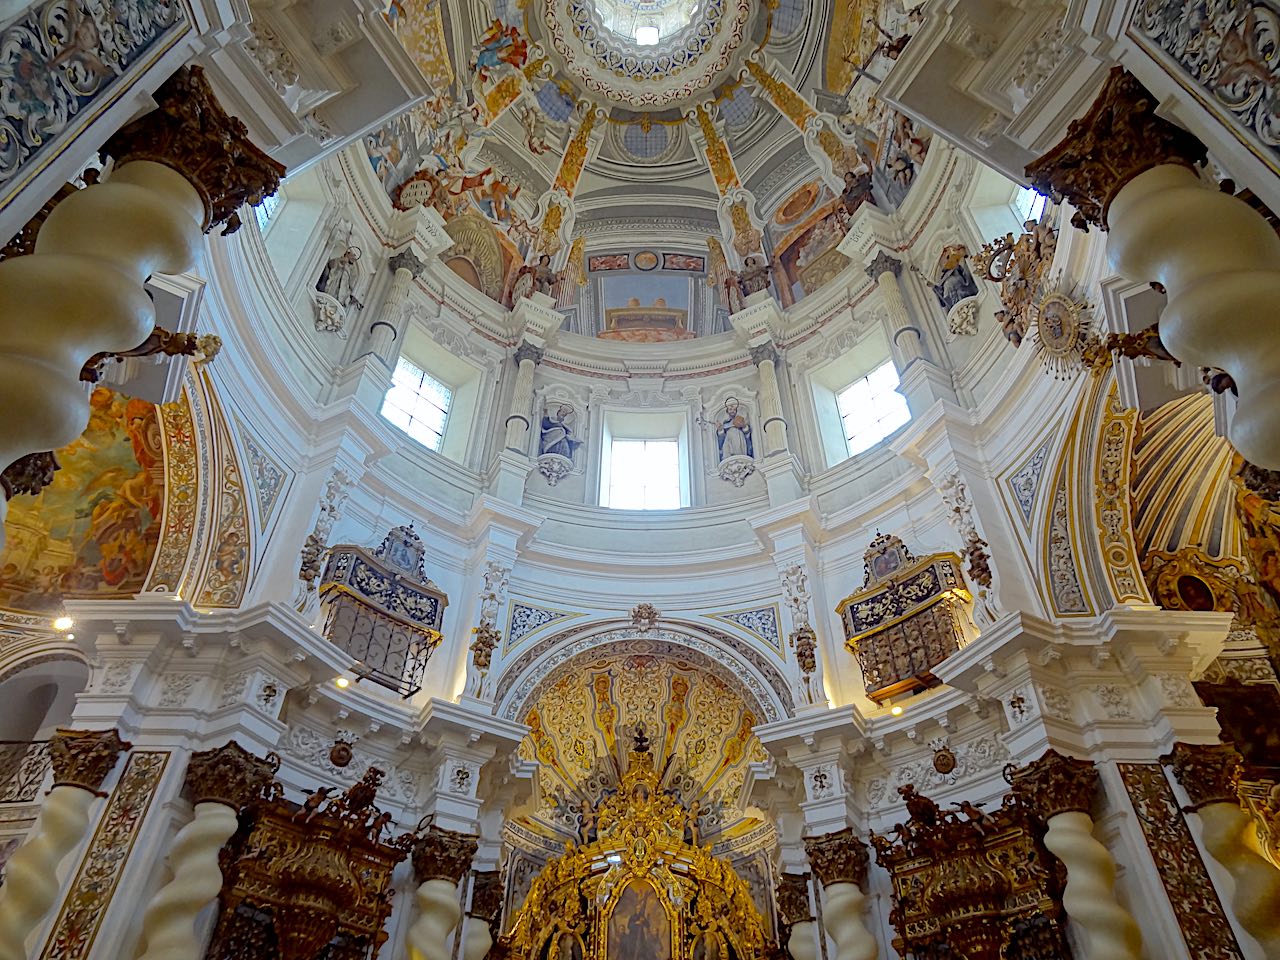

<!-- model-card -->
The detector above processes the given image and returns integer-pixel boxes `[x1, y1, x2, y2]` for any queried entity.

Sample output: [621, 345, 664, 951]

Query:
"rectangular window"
[1013, 186, 1047, 224]
[837, 361, 911, 456]
[254, 191, 283, 232]
[605, 438, 681, 509]
[381, 357, 453, 452]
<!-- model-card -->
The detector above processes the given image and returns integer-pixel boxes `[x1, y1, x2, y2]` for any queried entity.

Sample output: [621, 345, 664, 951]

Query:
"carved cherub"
[367, 810, 395, 841]
[297, 786, 333, 823]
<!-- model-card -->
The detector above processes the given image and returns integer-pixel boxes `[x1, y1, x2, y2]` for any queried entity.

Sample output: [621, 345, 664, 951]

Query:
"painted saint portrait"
[540, 403, 583, 461]
[0, 388, 166, 613]
[608, 881, 670, 960]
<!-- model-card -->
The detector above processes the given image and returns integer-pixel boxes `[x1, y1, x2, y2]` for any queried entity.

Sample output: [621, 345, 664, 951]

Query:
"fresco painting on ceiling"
[0, 388, 165, 614]
[599, 273, 694, 342]
[382, 0, 455, 90]
[589, 253, 630, 271]
[770, 184, 852, 301]
[517, 650, 768, 845]
[663, 252, 706, 272]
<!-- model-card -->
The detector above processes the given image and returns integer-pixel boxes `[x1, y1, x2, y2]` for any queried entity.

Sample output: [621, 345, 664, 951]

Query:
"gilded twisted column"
[0, 729, 129, 960]
[1026, 67, 1280, 470]
[0, 66, 282, 547]
[804, 829, 877, 960]
[503, 342, 543, 454]
[1009, 750, 1142, 960]
[407, 826, 479, 960]
[135, 743, 279, 960]
[1164, 742, 1280, 954]
[465, 870, 503, 960]
[776, 872, 819, 960]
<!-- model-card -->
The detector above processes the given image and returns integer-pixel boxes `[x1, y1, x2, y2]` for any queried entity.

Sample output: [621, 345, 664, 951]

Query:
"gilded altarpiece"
[869, 786, 1070, 959]
[499, 746, 773, 960]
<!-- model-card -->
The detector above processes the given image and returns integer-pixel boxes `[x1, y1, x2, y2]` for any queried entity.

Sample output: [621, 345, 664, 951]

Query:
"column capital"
[749, 342, 780, 367]
[389, 248, 427, 278]
[865, 251, 903, 280]
[514, 341, 545, 366]
[1025, 67, 1207, 232]
[103, 66, 284, 236]
[1006, 748, 1098, 820]
[412, 825, 479, 884]
[804, 827, 869, 889]
[1162, 741, 1243, 810]
[775, 872, 813, 926]
[49, 727, 131, 793]
[183, 741, 280, 810]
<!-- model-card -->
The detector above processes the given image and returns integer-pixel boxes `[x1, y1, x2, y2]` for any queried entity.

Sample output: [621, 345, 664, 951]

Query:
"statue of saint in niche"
[715, 398, 753, 462]
[539, 403, 582, 460]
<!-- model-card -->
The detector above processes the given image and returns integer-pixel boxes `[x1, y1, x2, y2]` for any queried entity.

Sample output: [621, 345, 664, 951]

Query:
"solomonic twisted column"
[1026, 66, 1280, 469]
[134, 742, 280, 960]
[407, 825, 479, 960]
[1008, 750, 1142, 960]
[804, 829, 877, 960]
[0, 65, 283, 548]
[0, 729, 130, 960]
[1164, 742, 1280, 954]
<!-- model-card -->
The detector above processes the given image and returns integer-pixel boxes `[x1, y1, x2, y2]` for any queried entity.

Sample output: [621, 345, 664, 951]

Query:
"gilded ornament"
[1005, 749, 1099, 820]
[1024, 67, 1207, 232]
[1162, 741, 1245, 811]
[48, 727, 131, 793]
[328, 738, 354, 768]
[183, 741, 280, 809]
[774, 873, 812, 927]
[102, 66, 286, 236]
[932, 745, 958, 775]
[1, 451, 59, 499]
[471, 623, 502, 671]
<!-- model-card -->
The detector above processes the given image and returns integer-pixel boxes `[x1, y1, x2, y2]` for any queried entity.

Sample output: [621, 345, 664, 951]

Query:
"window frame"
[380, 356, 455, 453]
[835, 360, 911, 457]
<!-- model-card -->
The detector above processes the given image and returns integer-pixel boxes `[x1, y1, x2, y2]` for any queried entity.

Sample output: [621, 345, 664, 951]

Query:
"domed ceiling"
[370, 0, 933, 339]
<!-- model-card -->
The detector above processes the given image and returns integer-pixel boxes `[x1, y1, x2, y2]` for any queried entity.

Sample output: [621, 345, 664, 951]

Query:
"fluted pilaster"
[503, 342, 543, 454]
[750, 342, 789, 456]
[865, 254, 922, 368]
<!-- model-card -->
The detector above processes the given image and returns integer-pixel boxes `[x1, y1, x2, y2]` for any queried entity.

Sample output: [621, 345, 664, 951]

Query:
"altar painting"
[608, 881, 673, 960]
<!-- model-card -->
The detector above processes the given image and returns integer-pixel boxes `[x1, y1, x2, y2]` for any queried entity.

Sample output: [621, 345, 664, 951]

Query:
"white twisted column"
[134, 743, 279, 960]
[368, 249, 427, 364]
[804, 829, 878, 960]
[0, 66, 281, 547]
[0, 729, 129, 960]
[750, 342, 789, 456]
[407, 826, 479, 960]
[1165, 742, 1280, 954]
[502, 342, 543, 454]
[1009, 750, 1143, 960]
[1026, 67, 1280, 469]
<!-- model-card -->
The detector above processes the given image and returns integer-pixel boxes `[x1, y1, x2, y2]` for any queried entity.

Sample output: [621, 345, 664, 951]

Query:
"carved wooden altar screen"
[870, 785, 1071, 960]
[498, 746, 773, 960]
[837, 534, 971, 702]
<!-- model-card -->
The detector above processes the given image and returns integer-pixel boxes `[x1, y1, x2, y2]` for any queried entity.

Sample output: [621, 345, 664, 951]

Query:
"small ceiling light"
[890, 704, 904, 716]
[335, 677, 350, 689]
[64, 633, 75, 641]
[52, 616, 74, 631]
[635, 24, 660, 45]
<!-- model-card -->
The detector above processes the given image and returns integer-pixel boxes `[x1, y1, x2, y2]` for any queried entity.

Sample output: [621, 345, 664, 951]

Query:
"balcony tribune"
[319, 525, 447, 698]
[837, 533, 971, 703]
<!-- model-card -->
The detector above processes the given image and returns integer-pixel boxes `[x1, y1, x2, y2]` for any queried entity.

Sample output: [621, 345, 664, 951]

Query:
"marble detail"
[709, 606, 782, 650]
[1048, 475, 1089, 614]
[1008, 438, 1052, 526]
[505, 603, 577, 649]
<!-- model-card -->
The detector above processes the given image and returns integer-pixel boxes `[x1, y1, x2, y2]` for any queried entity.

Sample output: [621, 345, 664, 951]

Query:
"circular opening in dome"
[591, 0, 697, 45]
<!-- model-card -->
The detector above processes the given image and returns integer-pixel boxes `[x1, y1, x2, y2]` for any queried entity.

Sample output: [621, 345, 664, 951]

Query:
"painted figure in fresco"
[317, 247, 363, 309]
[540, 403, 582, 460]
[840, 162, 874, 216]
[737, 256, 772, 297]
[470, 19, 527, 83]
[533, 254, 557, 296]
[715, 398, 753, 462]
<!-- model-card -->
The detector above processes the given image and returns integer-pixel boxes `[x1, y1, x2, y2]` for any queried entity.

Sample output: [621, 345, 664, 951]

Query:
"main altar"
[496, 736, 773, 960]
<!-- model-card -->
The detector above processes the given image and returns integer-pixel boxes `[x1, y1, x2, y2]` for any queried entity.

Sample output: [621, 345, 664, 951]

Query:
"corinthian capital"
[412, 825, 479, 884]
[1162, 741, 1243, 811]
[1024, 67, 1207, 232]
[865, 251, 902, 281]
[49, 728, 132, 793]
[183, 741, 280, 810]
[804, 827, 869, 889]
[1006, 749, 1098, 821]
